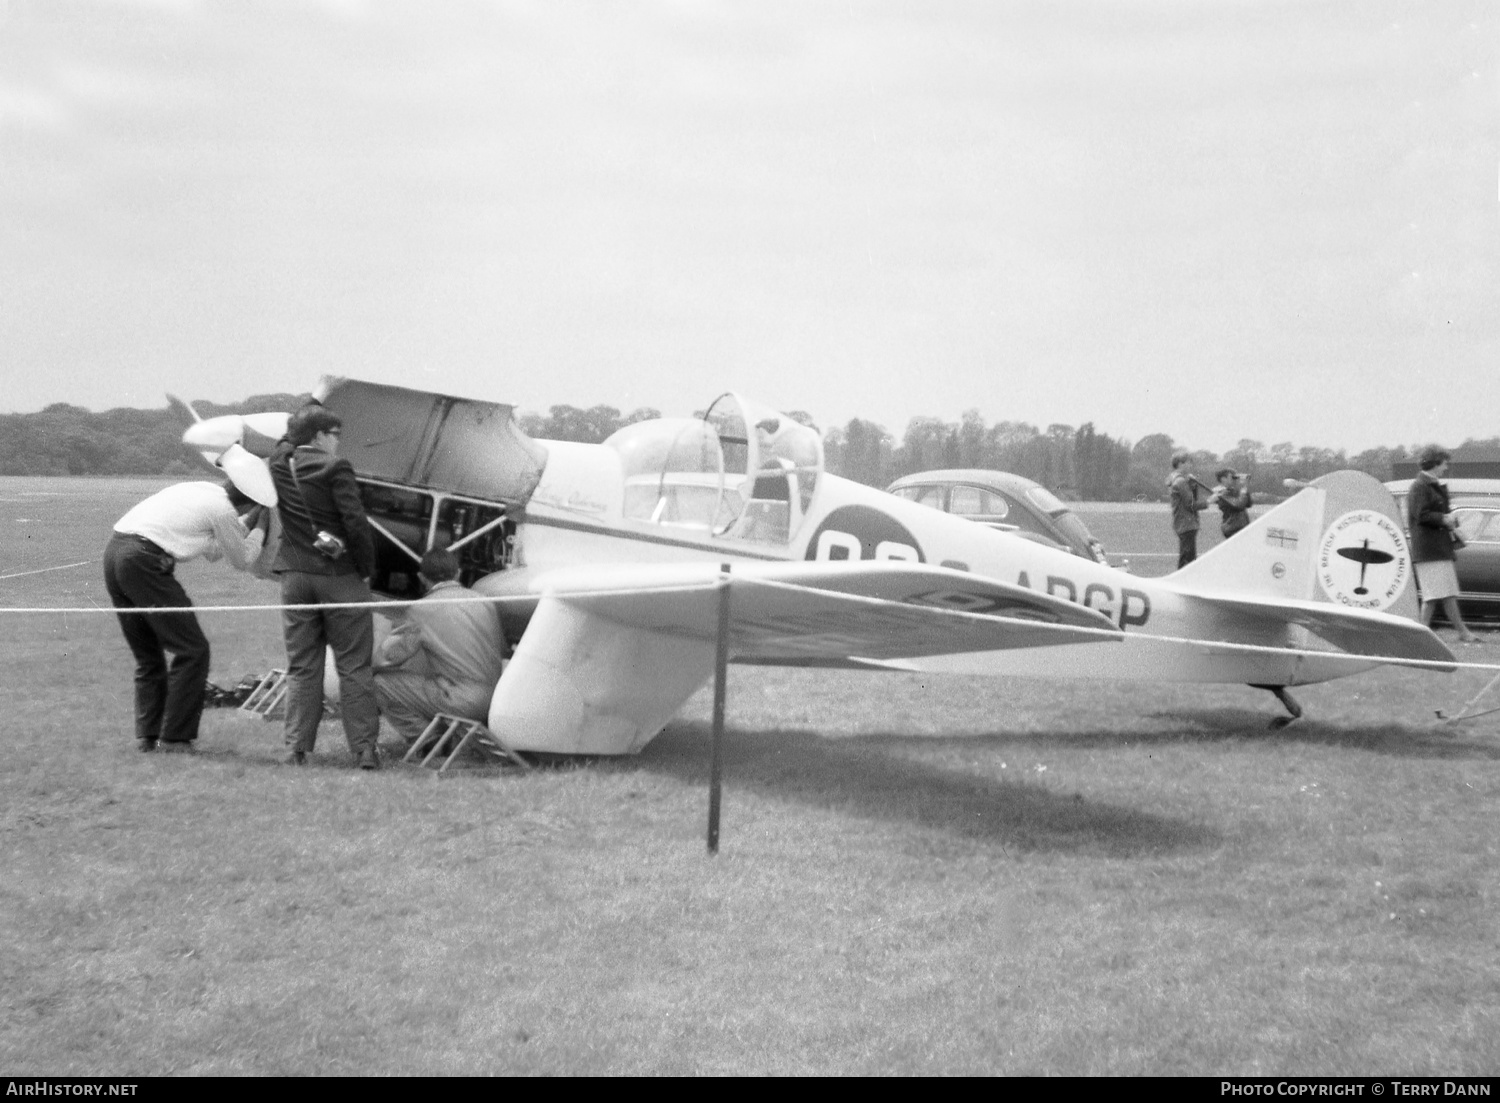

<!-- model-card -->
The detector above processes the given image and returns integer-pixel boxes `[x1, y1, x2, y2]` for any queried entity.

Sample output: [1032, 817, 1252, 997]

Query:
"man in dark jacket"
[1168, 454, 1212, 569]
[1214, 468, 1253, 538]
[269, 404, 384, 767]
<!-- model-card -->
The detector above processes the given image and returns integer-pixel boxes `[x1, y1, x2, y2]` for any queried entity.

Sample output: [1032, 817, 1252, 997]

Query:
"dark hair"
[1215, 468, 1236, 482]
[223, 479, 254, 510]
[419, 548, 460, 583]
[1171, 454, 1191, 469]
[1418, 445, 1450, 472]
[287, 403, 342, 446]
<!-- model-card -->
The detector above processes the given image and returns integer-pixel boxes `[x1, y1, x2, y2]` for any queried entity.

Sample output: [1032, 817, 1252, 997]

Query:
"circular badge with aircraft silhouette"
[1316, 509, 1410, 610]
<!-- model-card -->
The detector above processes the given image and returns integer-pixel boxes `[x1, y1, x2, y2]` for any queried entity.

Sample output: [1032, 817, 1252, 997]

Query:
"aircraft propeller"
[170, 394, 287, 507]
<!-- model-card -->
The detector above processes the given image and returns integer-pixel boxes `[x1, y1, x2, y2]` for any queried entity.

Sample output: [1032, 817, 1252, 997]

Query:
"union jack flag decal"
[1265, 527, 1299, 549]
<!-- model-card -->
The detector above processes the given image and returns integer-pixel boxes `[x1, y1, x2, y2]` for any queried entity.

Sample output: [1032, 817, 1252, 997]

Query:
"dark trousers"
[279, 571, 380, 755]
[102, 533, 210, 745]
[1176, 529, 1198, 570]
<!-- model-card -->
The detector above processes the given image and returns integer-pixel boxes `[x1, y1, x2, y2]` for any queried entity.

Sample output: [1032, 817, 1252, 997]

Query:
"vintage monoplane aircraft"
[181, 378, 1455, 755]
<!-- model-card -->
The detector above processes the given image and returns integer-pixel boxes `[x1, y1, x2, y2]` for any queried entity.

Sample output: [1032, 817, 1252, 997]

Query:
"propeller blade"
[182, 414, 247, 453]
[242, 412, 290, 439]
[166, 393, 203, 423]
[217, 442, 278, 507]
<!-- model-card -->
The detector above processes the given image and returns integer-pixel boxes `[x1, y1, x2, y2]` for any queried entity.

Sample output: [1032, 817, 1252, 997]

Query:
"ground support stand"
[402, 713, 531, 774]
[239, 669, 288, 719]
[236, 669, 340, 721]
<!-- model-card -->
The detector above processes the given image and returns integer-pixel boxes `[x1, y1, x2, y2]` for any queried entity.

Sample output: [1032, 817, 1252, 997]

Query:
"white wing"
[487, 561, 1121, 755]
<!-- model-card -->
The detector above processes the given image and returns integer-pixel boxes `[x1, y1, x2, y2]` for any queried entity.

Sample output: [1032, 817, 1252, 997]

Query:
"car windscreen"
[1047, 509, 1099, 552]
[1024, 485, 1067, 514]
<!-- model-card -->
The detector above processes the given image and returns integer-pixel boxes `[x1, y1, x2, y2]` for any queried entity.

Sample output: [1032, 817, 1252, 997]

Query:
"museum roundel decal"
[805, 506, 925, 563]
[1316, 509, 1410, 611]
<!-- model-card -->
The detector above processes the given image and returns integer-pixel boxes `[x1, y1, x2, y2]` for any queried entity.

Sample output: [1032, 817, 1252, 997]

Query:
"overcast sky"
[1, 0, 1494, 454]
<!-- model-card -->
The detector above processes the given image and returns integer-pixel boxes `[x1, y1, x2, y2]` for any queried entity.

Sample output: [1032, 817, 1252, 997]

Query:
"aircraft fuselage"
[509, 463, 1351, 688]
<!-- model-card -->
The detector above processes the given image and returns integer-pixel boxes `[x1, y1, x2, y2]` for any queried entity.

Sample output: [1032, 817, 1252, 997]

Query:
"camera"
[314, 530, 347, 560]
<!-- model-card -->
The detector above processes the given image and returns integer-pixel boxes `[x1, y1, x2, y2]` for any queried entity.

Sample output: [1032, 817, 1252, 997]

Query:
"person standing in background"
[1167, 454, 1211, 569]
[1214, 468, 1253, 539]
[1407, 446, 1481, 645]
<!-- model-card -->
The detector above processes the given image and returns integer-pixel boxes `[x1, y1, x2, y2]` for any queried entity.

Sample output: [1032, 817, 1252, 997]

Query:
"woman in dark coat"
[1407, 446, 1481, 643]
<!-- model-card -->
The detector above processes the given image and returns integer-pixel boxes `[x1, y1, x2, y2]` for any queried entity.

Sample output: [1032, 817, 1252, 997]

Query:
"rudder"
[1172, 470, 1418, 621]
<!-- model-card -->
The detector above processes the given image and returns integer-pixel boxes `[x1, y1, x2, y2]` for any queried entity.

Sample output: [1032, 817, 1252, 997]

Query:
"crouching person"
[374, 549, 505, 746]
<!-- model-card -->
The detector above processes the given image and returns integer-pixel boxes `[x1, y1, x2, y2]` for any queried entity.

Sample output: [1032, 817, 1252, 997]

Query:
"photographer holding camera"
[1213, 468, 1253, 539]
[268, 404, 382, 769]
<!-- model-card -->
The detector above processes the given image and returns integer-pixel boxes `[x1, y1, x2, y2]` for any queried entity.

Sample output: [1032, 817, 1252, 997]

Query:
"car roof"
[886, 469, 1049, 497]
[1385, 478, 1500, 498]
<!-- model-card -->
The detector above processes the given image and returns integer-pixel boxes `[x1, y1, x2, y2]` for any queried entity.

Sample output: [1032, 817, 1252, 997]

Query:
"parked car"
[1384, 478, 1500, 517]
[1386, 479, 1500, 623]
[1449, 504, 1500, 621]
[885, 469, 1109, 563]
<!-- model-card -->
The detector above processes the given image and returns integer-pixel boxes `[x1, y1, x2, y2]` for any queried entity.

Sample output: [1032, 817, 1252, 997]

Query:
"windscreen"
[605, 418, 734, 530]
[703, 393, 823, 540]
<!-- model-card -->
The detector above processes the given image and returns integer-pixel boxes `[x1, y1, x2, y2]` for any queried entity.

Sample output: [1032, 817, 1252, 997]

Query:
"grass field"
[2, 476, 1498, 1075]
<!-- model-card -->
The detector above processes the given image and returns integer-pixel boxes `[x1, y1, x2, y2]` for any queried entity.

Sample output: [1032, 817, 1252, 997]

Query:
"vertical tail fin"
[1171, 470, 1418, 621]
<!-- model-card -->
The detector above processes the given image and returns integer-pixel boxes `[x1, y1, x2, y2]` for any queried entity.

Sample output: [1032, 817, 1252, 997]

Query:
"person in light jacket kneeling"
[374, 548, 506, 747]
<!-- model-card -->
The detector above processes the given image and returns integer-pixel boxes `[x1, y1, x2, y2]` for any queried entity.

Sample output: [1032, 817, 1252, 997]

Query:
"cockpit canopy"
[604, 394, 823, 545]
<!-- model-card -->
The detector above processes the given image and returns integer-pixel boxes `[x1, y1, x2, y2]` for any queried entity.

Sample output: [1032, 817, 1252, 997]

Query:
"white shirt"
[114, 481, 266, 571]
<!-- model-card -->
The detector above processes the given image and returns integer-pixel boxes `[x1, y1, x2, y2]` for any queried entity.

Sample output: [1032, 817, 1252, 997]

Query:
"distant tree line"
[3, 396, 1495, 503]
[0, 395, 308, 478]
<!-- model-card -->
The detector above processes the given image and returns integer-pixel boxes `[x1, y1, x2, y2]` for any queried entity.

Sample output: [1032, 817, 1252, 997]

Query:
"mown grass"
[2, 477, 1498, 1075]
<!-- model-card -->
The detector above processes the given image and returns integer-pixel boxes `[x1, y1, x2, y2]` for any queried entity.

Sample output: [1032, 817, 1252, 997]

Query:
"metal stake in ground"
[707, 563, 731, 854]
[1435, 665, 1500, 724]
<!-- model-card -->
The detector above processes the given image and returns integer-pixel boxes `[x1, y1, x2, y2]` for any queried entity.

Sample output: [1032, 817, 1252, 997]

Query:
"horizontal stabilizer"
[1175, 589, 1456, 669]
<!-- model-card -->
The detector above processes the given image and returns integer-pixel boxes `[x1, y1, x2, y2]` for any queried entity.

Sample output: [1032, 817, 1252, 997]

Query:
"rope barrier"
[2, 573, 1497, 674]
[0, 560, 90, 581]
[729, 573, 1500, 674]
[0, 581, 714, 616]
